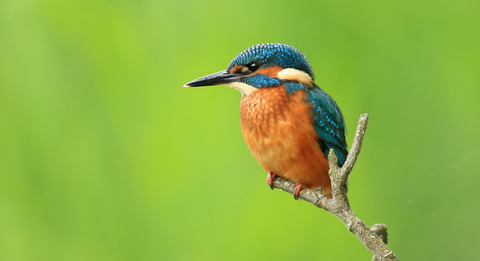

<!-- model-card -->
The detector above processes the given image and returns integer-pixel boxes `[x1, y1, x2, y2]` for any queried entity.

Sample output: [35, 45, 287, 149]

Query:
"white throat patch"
[226, 82, 258, 96]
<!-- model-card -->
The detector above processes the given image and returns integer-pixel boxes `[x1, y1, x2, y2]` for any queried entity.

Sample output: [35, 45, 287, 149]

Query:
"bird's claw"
[267, 172, 277, 190]
[293, 183, 307, 200]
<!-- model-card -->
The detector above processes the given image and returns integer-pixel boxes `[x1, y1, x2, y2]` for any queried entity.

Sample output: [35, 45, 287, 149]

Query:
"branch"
[271, 113, 398, 261]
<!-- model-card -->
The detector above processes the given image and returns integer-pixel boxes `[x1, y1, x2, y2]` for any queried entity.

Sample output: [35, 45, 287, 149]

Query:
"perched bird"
[184, 43, 347, 199]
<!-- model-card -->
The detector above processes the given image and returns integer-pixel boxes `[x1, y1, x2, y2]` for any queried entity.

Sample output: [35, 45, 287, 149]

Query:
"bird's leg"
[267, 172, 277, 190]
[293, 183, 307, 200]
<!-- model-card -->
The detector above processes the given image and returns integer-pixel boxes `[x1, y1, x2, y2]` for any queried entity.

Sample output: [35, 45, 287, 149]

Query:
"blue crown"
[227, 43, 314, 78]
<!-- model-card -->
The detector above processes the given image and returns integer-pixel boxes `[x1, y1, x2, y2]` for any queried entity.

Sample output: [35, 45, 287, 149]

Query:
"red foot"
[267, 172, 277, 190]
[293, 183, 307, 200]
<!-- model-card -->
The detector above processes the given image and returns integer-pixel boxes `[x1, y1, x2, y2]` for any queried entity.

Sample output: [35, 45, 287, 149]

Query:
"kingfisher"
[184, 43, 348, 199]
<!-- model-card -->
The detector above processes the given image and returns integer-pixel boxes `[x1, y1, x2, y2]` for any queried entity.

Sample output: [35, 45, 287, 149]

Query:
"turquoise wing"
[306, 85, 348, 166]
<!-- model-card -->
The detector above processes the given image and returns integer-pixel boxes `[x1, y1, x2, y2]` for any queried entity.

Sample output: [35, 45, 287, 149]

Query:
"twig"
[271, 113, 398, 261]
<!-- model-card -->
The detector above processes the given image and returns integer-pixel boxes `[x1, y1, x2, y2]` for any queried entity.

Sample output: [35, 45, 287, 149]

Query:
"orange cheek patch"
[251, 66, 284, 78]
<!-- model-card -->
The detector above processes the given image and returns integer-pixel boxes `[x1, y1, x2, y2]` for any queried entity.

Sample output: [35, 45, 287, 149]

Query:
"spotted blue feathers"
[285, 82, 305, 93]
[227, 43, 315, 78]
[306, 85, 348, 166]
[241, 74, 282, 88]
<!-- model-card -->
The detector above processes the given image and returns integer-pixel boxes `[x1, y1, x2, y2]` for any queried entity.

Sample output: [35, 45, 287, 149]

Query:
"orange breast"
[240, 85, 332, 197]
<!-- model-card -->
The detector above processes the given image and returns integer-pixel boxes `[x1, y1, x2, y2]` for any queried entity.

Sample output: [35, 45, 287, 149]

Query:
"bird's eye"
[247, 63, 259, 72]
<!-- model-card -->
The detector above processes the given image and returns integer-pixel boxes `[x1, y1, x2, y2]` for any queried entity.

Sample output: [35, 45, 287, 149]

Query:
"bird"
[184, 43, 348, 199]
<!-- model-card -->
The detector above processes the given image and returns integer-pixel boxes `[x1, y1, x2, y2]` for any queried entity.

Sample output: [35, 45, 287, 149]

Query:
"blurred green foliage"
[1, 0, 480, 260]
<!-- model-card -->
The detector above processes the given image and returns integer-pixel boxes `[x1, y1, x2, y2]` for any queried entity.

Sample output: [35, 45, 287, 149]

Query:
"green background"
[1, 0, 479, 260]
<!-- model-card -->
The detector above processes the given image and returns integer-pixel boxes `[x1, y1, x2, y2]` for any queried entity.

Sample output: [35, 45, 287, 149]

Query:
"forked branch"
[271, 113, 398, 261]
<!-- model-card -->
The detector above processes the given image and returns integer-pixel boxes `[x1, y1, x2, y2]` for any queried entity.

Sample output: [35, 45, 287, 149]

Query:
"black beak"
[184, 70, 243, 87]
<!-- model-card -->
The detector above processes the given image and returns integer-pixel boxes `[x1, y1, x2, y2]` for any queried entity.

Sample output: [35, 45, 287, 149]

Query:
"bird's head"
[184, 43, 315, 95]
